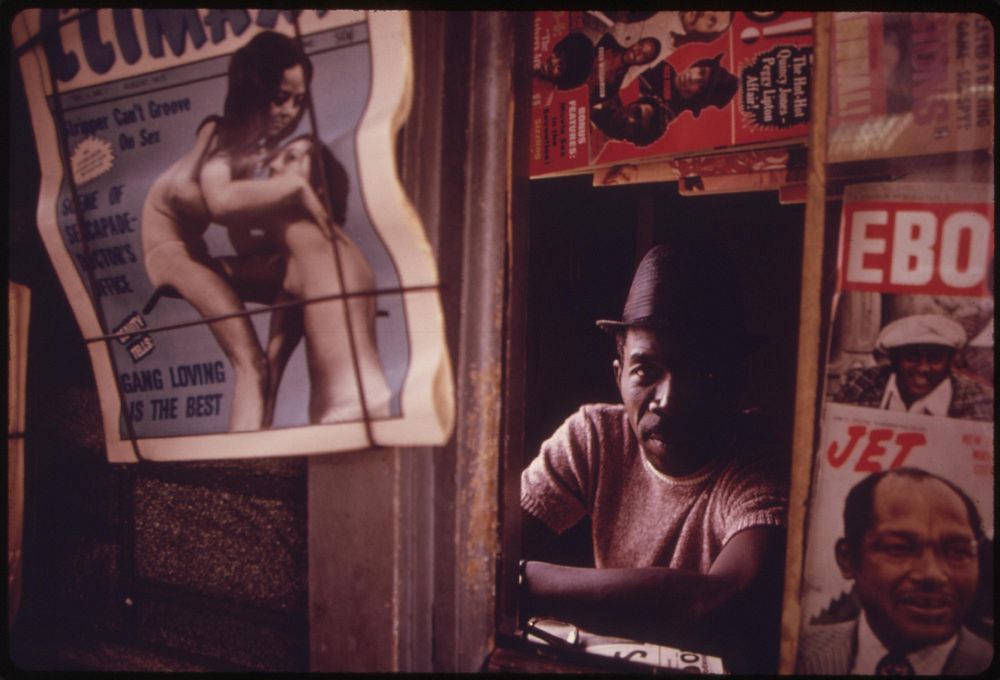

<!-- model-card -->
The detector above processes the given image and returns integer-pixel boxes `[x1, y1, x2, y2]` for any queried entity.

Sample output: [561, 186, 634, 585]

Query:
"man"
[520, 244, 789, 672]
[833, 314, 993, 421]
[588, 34, 661, 104]
[589, 95, 671, 147]
[533, 32, 594, 91]
[581, 11, 734, 90]
[637, 53, 739, 119]
[797, 468, 992, 675]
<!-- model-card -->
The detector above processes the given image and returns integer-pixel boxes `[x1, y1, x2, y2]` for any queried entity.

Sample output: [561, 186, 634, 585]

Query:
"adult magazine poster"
[794, 182, 994, 672]
[530, 10, 813, 178]
[827, 12, 994, 164]
[11, 9, 455, 462]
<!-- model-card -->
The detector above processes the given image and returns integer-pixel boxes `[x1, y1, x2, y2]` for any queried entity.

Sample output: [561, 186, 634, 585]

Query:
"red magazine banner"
[530, 11, 813, 178]
[839, 198, 994, 297]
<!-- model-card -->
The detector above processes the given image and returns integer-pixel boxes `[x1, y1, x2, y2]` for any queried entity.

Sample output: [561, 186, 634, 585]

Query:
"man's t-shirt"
[521, 404, 788, 571]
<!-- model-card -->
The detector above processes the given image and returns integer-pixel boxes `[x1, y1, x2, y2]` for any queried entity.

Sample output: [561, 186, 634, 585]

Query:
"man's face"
[614, 327, 732, 476]
[676, 64, 713, 99]
[266, 64, 307, 142]
[680, 11, 732, 35]
[891, 344, 953, 403]
[538, 50, 565, 81]
[609, 101, 658, 142]
[837, 476, 979, 652]
[624, 38, 659, 66]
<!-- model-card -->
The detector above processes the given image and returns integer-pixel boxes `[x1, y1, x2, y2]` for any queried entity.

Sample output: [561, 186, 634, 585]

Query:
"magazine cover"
[795, 182, 994, 674]
[11, 9, 454, 462]
[828, 12, 994, 163]
[530, 11, 813, 178]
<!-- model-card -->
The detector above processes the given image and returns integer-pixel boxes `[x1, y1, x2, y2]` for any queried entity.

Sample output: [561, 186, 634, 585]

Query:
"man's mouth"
[898, 593, 954, 617]
[642, 420, 671, 444]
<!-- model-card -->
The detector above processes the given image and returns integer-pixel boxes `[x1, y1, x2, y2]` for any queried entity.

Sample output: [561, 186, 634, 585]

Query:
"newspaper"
[524, 617, 726, 673]
[11, 9, 454, 462]
[828, 12, 994, 163]
[530, 10, 813, 178]
[795, 182, 994, 672]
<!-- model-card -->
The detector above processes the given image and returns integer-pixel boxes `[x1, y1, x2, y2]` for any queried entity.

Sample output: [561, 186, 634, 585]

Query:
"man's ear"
[613, 359, 622, 384]
[835, 538, 856, 580]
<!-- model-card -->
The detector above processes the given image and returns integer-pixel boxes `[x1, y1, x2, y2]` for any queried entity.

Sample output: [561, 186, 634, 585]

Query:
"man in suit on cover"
[797, 468, 992, 675]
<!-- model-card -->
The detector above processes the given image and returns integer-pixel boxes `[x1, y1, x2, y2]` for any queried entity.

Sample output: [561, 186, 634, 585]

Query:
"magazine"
[11, 9, 454, 462]
[828, 12, 994, 163]
[530, 11, 813, 178]
[795, 182, 994, 673]
[592, 146, 806, 197]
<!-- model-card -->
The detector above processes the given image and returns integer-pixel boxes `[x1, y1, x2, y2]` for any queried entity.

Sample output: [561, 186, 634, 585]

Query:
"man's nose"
[650, 375, 672, 412]
[910, 545, 949, 583]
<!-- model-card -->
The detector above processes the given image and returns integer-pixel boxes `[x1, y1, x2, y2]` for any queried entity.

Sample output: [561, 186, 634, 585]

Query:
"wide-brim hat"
[596, 244, 747, 353]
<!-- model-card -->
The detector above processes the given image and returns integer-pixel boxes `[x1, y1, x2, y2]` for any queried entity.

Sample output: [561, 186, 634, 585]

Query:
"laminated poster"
[794, 182, 994, 672]
[12, 9, 454, 462]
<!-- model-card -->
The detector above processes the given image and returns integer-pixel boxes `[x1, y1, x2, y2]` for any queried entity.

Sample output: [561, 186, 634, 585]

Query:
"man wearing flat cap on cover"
[833, 314, 993, 421]
[519, 244, 789, 672]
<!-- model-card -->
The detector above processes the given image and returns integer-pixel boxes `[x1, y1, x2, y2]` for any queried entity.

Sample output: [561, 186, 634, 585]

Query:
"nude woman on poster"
[257, 134, 392, 424]
[142, 31, 388, 430]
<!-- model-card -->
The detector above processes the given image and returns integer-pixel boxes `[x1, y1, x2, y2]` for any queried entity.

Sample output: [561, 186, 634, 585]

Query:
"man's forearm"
[522, 561, 737, 643]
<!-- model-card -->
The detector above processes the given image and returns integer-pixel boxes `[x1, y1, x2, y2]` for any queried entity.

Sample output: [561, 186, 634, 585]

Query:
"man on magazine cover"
[637, 54, 739, 120]
[589, 95, 672, 147]
[578, 11, 733, 90]
[832, 314, 993, 421]
[797, 468, 992, 675]
[519, 243, 789, 672]
[533, 32, 595, 91]
[587, 33, 661, 104]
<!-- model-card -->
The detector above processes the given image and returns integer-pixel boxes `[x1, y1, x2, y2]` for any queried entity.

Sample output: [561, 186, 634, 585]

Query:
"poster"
[795, 182, 994, 674]
[530, 11, 813, 178]
[828, 12, 994, 163]
[11, 9, 454, 462]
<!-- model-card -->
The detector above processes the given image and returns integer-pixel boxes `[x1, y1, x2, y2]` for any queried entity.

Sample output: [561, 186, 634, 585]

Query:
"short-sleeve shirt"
[521, 404, 788, 571]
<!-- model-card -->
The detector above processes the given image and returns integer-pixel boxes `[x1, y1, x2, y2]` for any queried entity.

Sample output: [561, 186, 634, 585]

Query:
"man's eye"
[879, 542, 918, 557]
[943, 542, 977, 561]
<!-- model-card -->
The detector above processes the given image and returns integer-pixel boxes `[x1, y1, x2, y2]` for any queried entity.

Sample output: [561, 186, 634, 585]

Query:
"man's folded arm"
[521, 524, 785, 646]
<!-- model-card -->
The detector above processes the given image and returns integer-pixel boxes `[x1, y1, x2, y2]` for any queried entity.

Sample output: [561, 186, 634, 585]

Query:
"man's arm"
[521, 524, 785, 649]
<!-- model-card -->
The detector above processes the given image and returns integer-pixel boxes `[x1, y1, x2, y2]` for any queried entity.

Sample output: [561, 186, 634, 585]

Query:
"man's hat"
[875, 314, 967, 354]
[687, 54, 738, 117]
[596, 244, 746, 352]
